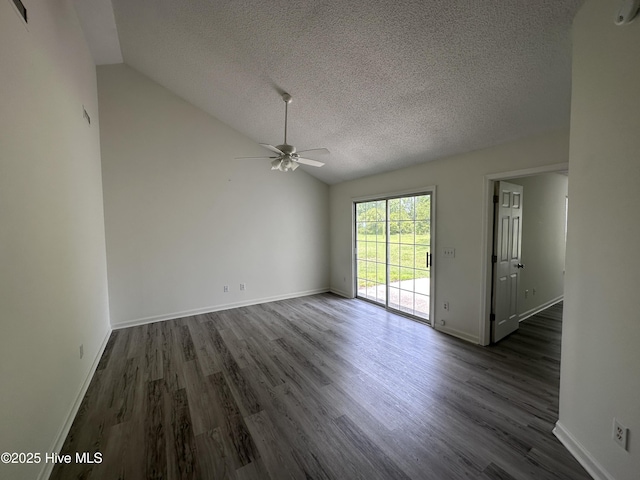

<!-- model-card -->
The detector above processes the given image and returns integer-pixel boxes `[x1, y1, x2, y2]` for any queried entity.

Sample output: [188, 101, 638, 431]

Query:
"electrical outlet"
[532, 288, 537, 296]
[443, 301, 449, 311]
[79, 344, 84, 359]
[223, 285, 229, 293]
[613, 418, 628, 450]
[240, 283, 246, 291]
[443, 248, 456, 258]
[440, 319, 445, 326]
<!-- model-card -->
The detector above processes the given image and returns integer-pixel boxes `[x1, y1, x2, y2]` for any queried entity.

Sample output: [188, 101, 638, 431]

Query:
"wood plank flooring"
[50, 295, 590, 479]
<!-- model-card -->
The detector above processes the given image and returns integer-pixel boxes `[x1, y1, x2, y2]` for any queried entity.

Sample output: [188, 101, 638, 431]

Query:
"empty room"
[1, 0, 638, 479]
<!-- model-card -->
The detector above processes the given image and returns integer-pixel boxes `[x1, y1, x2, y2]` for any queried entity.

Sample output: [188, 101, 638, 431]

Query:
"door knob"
[517, 263, 525, 269]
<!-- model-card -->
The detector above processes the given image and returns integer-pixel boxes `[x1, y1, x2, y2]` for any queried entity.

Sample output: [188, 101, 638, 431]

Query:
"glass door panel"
[356, 200, 387, 305]
[413, 194, 431, 320]
[355, 193, 432, 323]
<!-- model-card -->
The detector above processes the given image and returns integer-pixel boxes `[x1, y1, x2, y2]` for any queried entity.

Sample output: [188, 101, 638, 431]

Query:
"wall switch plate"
[613, 418, 629, 450]
[443, 248, 456, 258]
[240, 283, 246, 291]
[223, 285, 229, 293]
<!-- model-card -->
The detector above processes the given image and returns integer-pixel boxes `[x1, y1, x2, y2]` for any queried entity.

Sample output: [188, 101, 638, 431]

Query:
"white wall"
[98, 64, 330, 327]
[330, 130, 569, 343]
[0, 2, 111, 479]
[555, 1, 640, 479]
[510, 173, 568, 317]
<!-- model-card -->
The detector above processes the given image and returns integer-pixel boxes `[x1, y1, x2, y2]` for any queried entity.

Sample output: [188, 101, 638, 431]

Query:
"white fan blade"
[235, 156, 278, 160]
[296, 148, 330, 157]
[260, 143, 284, 155]
[296, 157, 325, 167]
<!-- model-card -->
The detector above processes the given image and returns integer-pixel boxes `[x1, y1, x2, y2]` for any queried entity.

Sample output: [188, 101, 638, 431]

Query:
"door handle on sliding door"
[426, 252, 431, 268]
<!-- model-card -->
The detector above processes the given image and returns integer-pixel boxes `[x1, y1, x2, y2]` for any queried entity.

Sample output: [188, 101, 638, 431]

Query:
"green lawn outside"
[356, 234, 430, 286]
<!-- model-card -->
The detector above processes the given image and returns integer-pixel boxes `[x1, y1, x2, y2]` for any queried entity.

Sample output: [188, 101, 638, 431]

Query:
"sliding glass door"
[355, 200, 387, 305]
[355, 193, 432, 323]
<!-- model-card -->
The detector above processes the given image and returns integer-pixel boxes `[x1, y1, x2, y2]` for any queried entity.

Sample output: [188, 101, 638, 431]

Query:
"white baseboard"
[435, 324, 479, 344]
[329, 287, 353, 299]
[553, 422, 614, 480]
[518, 295, 564, 323]
[111, 287, 331, 329]
[332, 290, 479, 343]
[38, 328, 112, 480]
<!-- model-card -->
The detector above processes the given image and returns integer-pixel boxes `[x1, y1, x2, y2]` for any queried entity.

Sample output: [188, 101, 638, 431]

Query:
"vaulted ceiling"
[76, 0, 584, 184]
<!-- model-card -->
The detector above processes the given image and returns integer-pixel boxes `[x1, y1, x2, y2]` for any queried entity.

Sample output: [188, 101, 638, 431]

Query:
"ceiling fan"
[237, 93, 329, 172]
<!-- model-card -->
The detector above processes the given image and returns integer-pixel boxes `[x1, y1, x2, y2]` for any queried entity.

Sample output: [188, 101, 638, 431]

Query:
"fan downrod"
[281, 93, 293, 145]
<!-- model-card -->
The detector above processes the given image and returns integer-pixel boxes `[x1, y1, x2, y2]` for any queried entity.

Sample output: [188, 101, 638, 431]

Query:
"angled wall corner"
[0, 1, 111, 479]
[98, 64, 330, 327]
[558, 1, 640, 479]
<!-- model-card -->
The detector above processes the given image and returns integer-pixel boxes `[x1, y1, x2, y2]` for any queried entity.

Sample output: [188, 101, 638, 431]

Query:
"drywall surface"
[109, 0, 582, 185]
[98, 64, 330, 327]
[510, 174, 567, 316]
[0, 1, 111, 479]
[558, 1, 640, 479]
[330, 130, 570, 343]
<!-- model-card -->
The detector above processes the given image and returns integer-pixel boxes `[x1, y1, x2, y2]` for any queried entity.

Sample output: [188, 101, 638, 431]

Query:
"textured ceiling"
[107, 0, 584, 184]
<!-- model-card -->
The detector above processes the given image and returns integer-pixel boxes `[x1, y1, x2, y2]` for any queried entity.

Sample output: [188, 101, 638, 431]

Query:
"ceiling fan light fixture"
[235, 93, 329, 173]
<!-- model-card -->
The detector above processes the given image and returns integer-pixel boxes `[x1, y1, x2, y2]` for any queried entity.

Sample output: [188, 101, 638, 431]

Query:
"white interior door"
[492, 181, 524, 342]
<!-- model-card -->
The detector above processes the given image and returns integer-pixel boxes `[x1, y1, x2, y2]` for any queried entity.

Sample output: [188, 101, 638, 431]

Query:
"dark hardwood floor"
[50, 294, 590, 479]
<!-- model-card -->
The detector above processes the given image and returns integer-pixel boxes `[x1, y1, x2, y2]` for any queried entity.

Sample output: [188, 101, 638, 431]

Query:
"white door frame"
[479, 163, 568, 345]
[352, 185, 437, 326]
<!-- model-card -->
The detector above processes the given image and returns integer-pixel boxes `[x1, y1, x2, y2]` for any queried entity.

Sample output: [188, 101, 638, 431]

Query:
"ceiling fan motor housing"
[276, 144, 296, 155]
